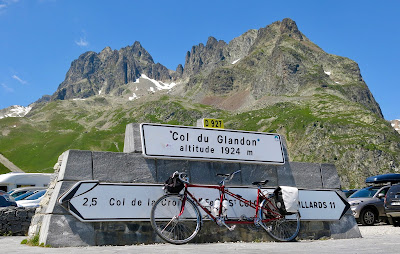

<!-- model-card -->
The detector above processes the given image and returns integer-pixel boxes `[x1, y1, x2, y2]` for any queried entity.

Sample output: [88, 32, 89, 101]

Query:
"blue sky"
[0, 0, 399, 120]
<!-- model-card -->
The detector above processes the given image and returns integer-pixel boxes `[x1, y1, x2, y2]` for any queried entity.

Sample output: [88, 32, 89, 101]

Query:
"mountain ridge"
[41, 18, 382, 120]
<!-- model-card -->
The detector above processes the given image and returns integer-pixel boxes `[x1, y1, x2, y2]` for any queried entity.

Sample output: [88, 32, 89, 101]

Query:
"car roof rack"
[365, 173, 400, 185]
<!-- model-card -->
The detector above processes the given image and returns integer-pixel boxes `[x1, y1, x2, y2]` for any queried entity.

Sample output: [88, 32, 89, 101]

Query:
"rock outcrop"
[182, 18, 382, 117]
[52, 42, 172, 100]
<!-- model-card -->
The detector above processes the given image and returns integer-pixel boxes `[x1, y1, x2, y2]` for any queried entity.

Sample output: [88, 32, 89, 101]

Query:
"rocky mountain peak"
[99, 46, 113, 61]
[225, 29, 258, 63]
[51, 42, 171, 100]
[126, 41, 154, 63]
[279, 18, 304, 41]
[182, 19, 382, 118]
[183, 37, 227, 78]
[182, 19, 304, 80]
[100, 46, 112, 54]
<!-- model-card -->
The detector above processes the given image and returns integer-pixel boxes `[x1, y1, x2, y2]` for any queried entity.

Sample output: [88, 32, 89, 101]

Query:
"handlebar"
[173, 170, 241, 185]
[216, 170, 241, 185]
[176, 171, 190, 184]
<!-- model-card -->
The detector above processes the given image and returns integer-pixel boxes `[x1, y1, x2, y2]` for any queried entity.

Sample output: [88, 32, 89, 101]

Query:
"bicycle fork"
[161, 195, 189, 233]
[254, 188, 274, 232]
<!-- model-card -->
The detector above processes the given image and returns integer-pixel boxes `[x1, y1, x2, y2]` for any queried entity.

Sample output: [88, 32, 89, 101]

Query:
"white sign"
[298, 190, 349, 221]
[140, 123, 285, 165]
[59, 181, 349, 222]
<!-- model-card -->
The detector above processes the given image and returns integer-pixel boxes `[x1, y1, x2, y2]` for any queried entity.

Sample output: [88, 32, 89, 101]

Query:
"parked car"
[342, 189, 358, 198]
[348, 185, 389, 225]
[0, 191, 17, 207]
[8, 186, 46, 198]
[384, 184, 400, 226]
[14, 190, 40, 201]
[348, 173, 400, 226]
[16, 189, 46, 208]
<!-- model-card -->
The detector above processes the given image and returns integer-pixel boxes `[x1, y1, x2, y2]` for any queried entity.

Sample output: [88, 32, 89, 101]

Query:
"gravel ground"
[358, 223, 400, 236]
[1, 224, 399, 254]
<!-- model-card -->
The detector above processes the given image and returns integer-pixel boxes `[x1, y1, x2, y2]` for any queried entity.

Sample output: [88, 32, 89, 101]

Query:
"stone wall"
[27, 123, 361, 246]
[0, 207, 36, 235]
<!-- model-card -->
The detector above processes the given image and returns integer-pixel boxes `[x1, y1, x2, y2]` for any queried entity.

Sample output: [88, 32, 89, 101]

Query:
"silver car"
[348, 185, 390, 225]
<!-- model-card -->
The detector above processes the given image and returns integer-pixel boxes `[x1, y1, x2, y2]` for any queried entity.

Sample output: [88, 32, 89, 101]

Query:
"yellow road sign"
[203, 118, 224, 129]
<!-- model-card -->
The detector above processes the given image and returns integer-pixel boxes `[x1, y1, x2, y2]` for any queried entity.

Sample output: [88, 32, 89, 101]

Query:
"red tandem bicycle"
[150, 170, 300, 244]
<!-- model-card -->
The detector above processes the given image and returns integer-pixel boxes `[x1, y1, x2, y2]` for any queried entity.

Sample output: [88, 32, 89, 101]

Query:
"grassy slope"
[0, 95, 224, 173]
[0, 162, 11, 174]
[0, 93, 399, 188]
[226, 94, 400, 187]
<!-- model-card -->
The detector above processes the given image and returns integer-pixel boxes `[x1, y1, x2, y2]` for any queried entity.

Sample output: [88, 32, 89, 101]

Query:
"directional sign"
[140, 123, 285, 165]
[297, 190, 350, 221]
[59, 181, 349, 222]
[58, 181, 164, 221]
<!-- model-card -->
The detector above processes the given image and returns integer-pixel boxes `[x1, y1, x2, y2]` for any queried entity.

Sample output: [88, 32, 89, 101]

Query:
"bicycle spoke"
[161, 216, 177, 233]
[260, 197, 300, 242]
[151, 194, 201, 244]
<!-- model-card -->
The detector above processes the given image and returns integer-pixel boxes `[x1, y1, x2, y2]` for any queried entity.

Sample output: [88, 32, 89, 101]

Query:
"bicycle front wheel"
[260, 198, 300, 242]
[150, 194, 201, 244]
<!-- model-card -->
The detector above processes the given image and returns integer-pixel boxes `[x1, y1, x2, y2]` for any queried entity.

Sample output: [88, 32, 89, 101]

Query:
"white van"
[0, 172, 52, 192]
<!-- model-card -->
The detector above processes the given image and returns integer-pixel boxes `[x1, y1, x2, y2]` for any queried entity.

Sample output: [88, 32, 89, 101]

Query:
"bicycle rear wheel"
[260, 197, 300, 242]
[150, 194, 201, 244]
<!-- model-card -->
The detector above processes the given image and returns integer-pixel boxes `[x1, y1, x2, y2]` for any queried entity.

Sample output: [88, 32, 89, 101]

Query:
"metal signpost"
[59, 181, 349, 222]
[140, 123, 285, 164]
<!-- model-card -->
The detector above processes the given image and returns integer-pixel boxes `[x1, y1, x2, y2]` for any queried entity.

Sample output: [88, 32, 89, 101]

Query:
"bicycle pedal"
[217, 217, 237, 231]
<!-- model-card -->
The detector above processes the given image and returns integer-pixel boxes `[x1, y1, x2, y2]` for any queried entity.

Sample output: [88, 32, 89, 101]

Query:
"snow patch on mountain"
[391, 119, 400, 133]
[140, 74, 177, 90]
[129, 93, 139, 101]
[232, 59, 240, 64]
[0, 105, 32, 119]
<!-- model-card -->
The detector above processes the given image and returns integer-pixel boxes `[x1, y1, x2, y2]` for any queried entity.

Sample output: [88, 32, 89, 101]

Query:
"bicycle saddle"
[251, 180, 269, 186]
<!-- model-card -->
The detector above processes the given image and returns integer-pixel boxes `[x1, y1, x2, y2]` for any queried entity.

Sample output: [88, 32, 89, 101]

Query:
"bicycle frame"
[179, 182, 282, 225]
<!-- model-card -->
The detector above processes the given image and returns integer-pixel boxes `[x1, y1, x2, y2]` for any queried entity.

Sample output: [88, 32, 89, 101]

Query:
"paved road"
[0, 154, 24, 172]
[1, 224, 399, 254]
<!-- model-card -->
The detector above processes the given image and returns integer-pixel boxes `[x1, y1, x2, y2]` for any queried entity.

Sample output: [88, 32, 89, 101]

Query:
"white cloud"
[0, 4, 7, 14]
[0, 0, 19, 12]
[12, 74, 27, 85]
[75, 29, 90, 47]
[1, 83, 14, 92]
[75, 37, 89, 47]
